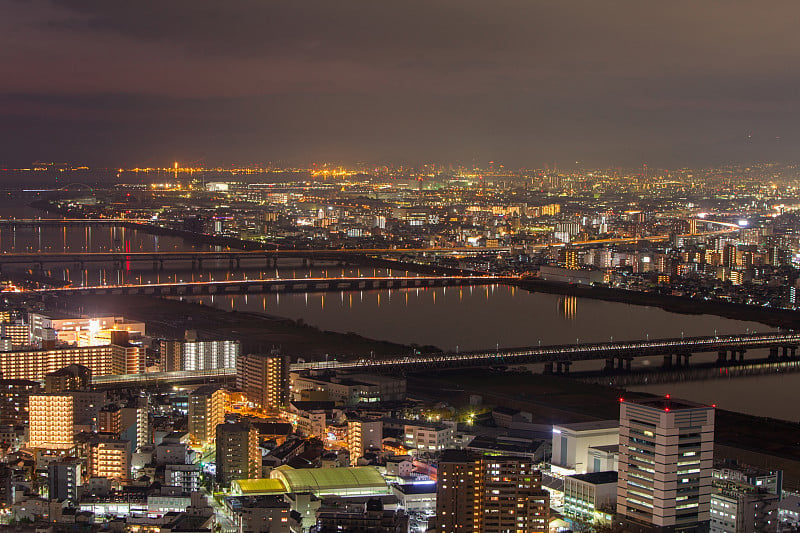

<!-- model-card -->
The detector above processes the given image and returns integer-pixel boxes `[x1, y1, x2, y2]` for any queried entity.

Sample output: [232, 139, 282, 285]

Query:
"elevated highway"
[26, 275, 511, 296]
[0, 218, 740, 269]
[0, 249, 512, 270]
[290, 332, 800, 373]
[87, 332, 800, 387]
[0, 218, 149, 226]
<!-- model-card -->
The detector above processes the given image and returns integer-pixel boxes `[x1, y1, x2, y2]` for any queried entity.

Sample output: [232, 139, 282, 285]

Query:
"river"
[1, 204, 798, 422]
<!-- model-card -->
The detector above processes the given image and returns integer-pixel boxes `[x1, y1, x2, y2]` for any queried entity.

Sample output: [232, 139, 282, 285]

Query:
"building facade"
[551, 420, 619, 476]
[187, 385, 226, 447]
[87, 439, 131, 481]
[617, 397, 715, 532]
[28, 394, 75, 449]
[237, 353, 290, 411]
[216, 422, 260, 487]
[161, 339, 240, 372]
[437, 450, 549, 533]
[346, 418, 382, 466]
[0, 345, 136, 381]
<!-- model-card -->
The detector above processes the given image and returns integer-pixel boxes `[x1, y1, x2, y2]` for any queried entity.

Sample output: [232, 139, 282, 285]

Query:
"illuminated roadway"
[0, 218, 150, 226]
[0, 226, 739, 266]
[290, 332, 800, 372]
[91, 332, 800, 386]
[24, 275, 511, 296]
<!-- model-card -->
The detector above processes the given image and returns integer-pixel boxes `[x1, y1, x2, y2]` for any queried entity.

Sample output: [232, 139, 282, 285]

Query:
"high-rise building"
[161, 339, 240, 372]
[0, 344, 132, 380]
[45, 364, 92, 393]
[346, 417, 382, 466]
[0, 322, 30, 347]
[98, 405, 122, 435]
[437, 450, 549, 533]
[237, 353, 290, 411]
[188, 385, 226, 447]
[87, 439, 131, 481]
[617, 396, 715, 532]
[28, 394, 75, 449]
[0, 378, 41, 424]
[710, 464, 781, 533]
[722, 244, 737, 269]
[216, 422, 260, 487]
[114, 342, 145, 375]
[160, 340, 182, 372]
[120, 396, 151, 450]
[48, 460, 82, 501]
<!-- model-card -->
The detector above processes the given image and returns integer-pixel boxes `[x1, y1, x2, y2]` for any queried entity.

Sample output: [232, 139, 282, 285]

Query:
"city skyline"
[4, 1, 800, 168]
[3, 3, 800, 532]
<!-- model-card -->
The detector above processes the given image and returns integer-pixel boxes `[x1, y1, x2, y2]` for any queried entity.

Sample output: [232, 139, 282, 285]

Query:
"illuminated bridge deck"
[27, 275, 511, 296]
[0, 248, 512, 267]
[0, 219, 740, 266]
[89, 333, 800, 386]
[290, 332, 800, 372]
[93, 368, 236, 387]
[0, 218, 150, 226]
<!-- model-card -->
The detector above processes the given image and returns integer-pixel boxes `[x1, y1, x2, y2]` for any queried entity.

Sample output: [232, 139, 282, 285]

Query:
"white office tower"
[617, 396, 715, 533]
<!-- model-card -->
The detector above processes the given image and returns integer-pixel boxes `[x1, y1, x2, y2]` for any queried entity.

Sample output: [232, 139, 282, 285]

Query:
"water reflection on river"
[180, 285, 770, 351]
[2, 206, 797, 422]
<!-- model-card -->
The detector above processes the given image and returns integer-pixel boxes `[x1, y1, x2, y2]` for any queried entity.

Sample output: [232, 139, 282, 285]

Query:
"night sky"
[3, 0, 800, 168]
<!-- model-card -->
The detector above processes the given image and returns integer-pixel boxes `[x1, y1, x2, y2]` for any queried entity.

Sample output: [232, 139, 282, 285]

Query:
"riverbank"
[28, 200, 477, 277]
[44, 293, 430, 358]
[31, 200, 800, 330]
[519, 279, 800, 330]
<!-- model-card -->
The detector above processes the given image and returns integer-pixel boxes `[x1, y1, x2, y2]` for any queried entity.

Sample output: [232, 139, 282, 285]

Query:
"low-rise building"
[226, 495, 292, 533]
[551, 420, 618, 476]
[392, 482, 436, 514]
[316, 498, 408, 533]
[291, 372, 406, 405]
[403, 421, 455, 455]
[563, 471, 617, 528]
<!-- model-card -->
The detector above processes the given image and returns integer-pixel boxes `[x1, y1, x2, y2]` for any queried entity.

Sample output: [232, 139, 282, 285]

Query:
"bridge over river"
[24, 275, 510, 296]
[291, 332, 800, 373]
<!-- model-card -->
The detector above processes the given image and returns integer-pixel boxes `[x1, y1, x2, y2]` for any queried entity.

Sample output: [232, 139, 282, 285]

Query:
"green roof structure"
[230, 478, 287, 496]
[270, 466, 389, 497]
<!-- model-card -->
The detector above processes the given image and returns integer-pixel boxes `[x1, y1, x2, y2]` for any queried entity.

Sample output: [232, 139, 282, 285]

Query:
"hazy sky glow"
[3, 0, 800, 167]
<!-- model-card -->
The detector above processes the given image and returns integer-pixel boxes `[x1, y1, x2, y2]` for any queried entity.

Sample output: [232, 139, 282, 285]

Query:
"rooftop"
[271, 466, 388, 495]
[589, 444, 619, 454]
[190, 384, 225, 396]
[570, 471, 619, 485]
[230, 478, 287, 496]
[438, 449, 476, 464]
[628, 396, 711, 411]
[290, 400, 336, 412]
[393, 482, 436, 495]
[225, 495, 289, 510]
[554, 420, 618, 432]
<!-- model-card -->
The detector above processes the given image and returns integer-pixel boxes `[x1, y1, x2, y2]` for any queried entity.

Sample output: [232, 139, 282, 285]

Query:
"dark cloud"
[2, 0, 800, 167]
